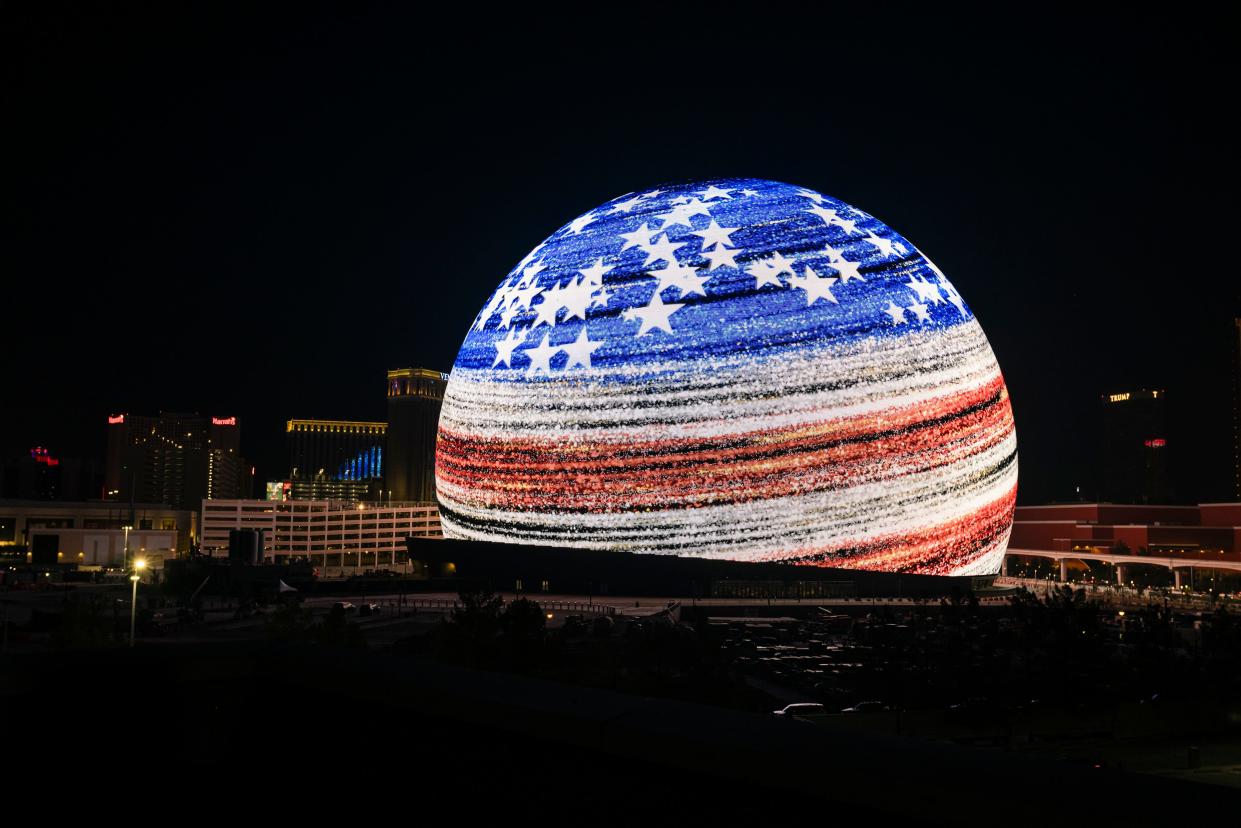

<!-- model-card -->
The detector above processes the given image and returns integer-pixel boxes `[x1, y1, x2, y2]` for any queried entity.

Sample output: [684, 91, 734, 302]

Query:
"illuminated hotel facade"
[282, 419, 387, 501]
[105, 413, 252, 510]
[200, 498, 442, 574]
[385, 368, 447, 503]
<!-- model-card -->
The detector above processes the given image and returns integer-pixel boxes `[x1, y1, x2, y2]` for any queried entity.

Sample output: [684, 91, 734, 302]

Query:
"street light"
[129, 558, 147, 648]
[122, 525, 132, 571]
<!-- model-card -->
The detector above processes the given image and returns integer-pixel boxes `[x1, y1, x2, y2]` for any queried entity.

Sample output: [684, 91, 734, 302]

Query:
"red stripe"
[437, 377, 1013, 512]
[774, 484, 1018, 574]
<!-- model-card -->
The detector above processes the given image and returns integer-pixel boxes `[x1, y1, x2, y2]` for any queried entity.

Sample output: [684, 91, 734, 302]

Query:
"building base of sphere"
[406, 537, 996, 600]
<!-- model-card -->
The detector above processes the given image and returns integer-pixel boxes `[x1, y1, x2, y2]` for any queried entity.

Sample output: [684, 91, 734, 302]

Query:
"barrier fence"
[401, 597, 614, 618]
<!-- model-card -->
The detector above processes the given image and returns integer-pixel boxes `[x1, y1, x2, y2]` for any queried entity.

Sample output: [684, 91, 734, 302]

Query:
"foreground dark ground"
[4, 580, 1241, 819]
[4, 641, 1237, 823]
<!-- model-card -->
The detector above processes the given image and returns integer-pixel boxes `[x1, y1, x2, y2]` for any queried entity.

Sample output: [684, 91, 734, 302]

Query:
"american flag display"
[435, 178, 1017, 575]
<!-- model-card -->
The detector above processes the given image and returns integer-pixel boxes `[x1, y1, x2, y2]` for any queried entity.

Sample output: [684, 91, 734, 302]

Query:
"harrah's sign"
[212, 416, 237, 426]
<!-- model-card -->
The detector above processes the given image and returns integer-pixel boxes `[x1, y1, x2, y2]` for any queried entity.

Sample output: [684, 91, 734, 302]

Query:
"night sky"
[4, 7, 1237, 504]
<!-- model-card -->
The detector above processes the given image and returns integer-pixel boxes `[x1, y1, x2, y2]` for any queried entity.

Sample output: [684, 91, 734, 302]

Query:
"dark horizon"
[4, 7, 1238, 504]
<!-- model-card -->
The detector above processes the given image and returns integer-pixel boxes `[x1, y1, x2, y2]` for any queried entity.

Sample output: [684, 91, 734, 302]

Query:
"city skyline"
[4, 8, 1237, 504]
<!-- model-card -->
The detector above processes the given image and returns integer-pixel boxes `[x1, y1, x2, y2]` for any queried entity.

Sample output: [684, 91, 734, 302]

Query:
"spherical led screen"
[435, 179, 1017, 575]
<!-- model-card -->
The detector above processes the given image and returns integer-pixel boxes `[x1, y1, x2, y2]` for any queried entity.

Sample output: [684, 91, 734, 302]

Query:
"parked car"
[331, 601, 356, 615]
[841, 701, 889, 714]
[359, 602, 381, 616]
[772, 703, 826, 718]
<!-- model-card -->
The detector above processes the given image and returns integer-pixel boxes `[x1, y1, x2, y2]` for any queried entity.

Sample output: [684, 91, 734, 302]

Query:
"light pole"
[122, 525, 132, 571]
[129, 558, 146, 648]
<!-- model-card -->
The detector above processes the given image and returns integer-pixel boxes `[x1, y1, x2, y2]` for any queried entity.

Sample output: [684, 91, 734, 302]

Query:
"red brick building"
[1010, 503, 1241, 564]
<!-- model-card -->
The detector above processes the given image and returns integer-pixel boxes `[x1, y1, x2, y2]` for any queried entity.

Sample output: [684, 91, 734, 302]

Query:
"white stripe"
[441, 321, 1003, 442]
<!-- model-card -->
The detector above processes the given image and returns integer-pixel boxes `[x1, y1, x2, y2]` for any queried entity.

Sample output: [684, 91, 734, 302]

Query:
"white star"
[638, 189, 663, 200]
[657, 198, 712, 229]
[492, 327, 525, 367]
[906, 275, 944, 305]
[559, 276, 596, 322]
[522, 334, 561, 376]
[940, 280, 966, 315]
[566, 211, 597, 235]
[684, 198, 713, 218]
[578, 257, 612, 286]
[643, 234, 686, 267]
[697, 185, 733, 200]
[916, 248, 956, 310]
[510, 282, 544, 312]
[499, 300, 522, 329]
[747, 258, 784, 289]
[795, 188, 825, 204]
[609, 194, 645, 214]
[882, 301, 907, 325]
[670, 196, 692, 205]
[918, 250, 946, 281]
[740, 188, 759, 197]
[908, 302, 932, 323]
[655, 204, 695, 230]
[474, 288, 511, 331]
[866, 234, 901, 258]
[789, 265, 839, 306]
[531, 281, 565, 328]
[768, 251, 796, 278]
[561, 327, 602, 369]
[632, 292, 683, 336]
[805, 204, 842, 226]
[675, 268, 709, 298]
[824, 248, 865, 283]
[702, 245, 741, 270]
[517, 258, 547, 288]
[619, 223, 657, 253]
[649, 261, 700, 296]
[835, 216, 862, 235]
[692, 220, 738, 250]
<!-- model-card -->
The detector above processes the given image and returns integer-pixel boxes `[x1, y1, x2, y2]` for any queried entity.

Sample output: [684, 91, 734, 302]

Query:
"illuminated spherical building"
[436, 178, 1017, 575]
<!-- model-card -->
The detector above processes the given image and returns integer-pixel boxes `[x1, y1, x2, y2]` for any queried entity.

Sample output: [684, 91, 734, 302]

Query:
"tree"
[501, 597, 546, 641]
[449, 587, 504, 640]
[434, 587, 506, 665]
[500, 597, 547, 669]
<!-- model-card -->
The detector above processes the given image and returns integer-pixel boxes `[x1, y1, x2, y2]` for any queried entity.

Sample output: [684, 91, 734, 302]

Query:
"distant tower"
[1100, 390, 1169, 504]
[385, 368, 448, 503]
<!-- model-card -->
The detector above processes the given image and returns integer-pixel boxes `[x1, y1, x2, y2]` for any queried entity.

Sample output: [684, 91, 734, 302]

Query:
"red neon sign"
[108, 414, 125, 424]
[1144, 438, 1166, 448]
[30, 447, 59, 466]
[212, 416, 237, 426]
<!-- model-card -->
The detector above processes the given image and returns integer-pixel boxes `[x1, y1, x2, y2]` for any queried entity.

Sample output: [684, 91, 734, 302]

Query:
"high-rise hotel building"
[385, 368, 447, 503]
[284, 419, 387, 501]
[105, 413, 252, 511]
[1100, 390, 1169, 504]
